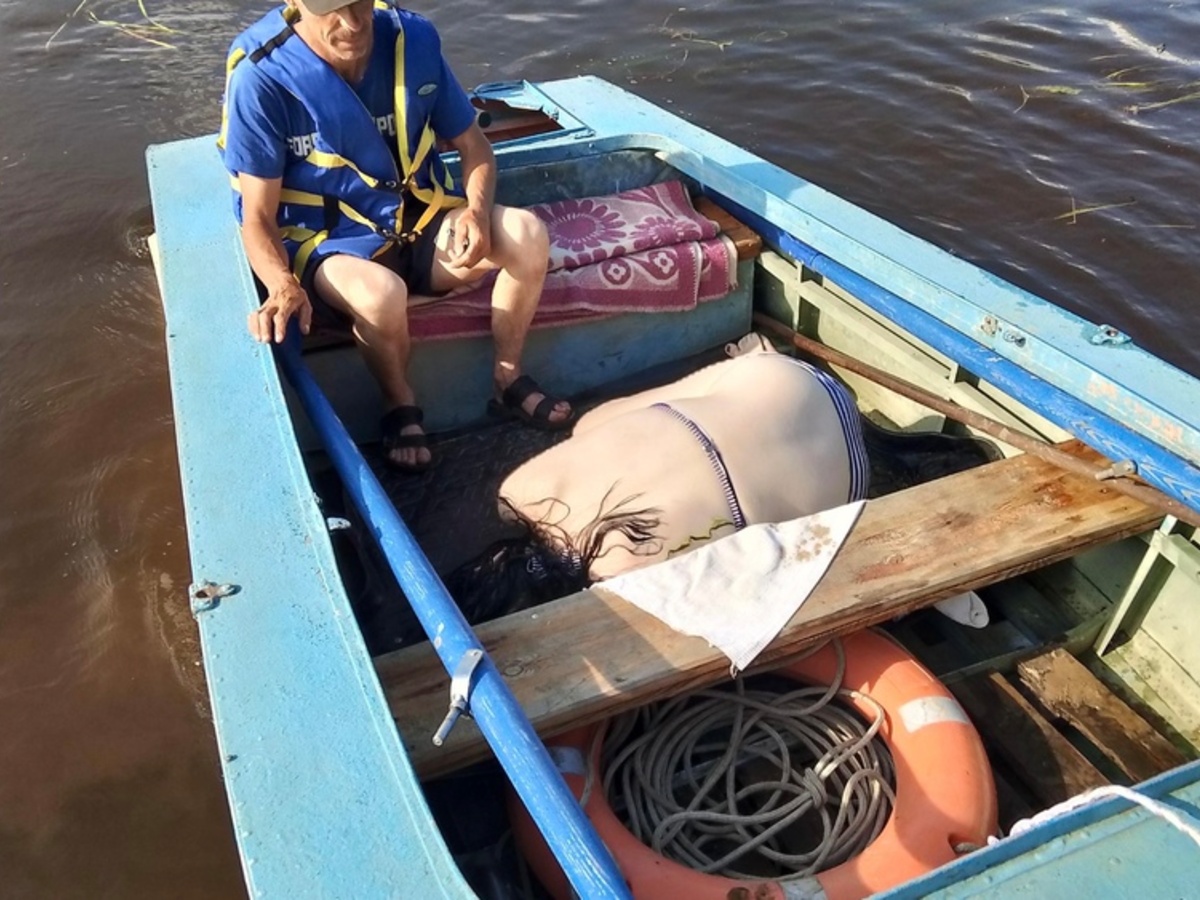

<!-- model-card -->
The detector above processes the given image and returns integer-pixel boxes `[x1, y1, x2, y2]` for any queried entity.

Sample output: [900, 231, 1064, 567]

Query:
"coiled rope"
[586, 640, 897, 880]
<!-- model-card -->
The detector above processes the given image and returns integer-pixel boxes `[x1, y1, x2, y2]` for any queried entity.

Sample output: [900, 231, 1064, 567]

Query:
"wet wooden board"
[376, 443, 1160, 779]
[1017, 648, 1189, 783]
[951, 672, 1109, 801]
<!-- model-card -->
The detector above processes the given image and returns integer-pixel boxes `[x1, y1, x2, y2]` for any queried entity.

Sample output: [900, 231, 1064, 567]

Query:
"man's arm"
[238, 172, 313, 343]
[445, 121, 496, 270]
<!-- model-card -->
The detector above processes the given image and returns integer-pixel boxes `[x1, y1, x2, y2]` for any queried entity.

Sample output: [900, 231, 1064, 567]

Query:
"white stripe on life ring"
[898, 696, 970, 733]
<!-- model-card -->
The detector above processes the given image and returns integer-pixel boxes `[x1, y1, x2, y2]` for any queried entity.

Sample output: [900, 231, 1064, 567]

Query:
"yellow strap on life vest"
[231, 175, 384, 237]
[303, 148, 384, 190]
[218, 5, 298, 150]
[216, 47, 248, 151]
[391, 21, 464, 239]
[284, 225, 331, 282]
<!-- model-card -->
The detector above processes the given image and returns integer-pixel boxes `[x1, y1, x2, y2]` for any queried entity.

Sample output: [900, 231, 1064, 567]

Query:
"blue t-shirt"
[223, 9, 476, 188]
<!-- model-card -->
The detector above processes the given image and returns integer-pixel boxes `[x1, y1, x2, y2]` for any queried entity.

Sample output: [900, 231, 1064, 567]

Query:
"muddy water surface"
[1, 1, 1198, 896]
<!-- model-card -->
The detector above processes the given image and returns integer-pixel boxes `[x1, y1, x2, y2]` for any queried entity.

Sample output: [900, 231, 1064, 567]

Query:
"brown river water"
[1, 1, 1197, 896]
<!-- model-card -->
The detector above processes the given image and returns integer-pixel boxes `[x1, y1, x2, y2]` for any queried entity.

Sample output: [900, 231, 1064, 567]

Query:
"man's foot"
[380, 405, 432, 472]
[489, 374, 575, 431]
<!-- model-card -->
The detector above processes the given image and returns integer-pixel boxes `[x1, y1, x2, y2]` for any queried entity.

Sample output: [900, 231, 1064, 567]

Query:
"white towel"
[595, 501, 865, 672]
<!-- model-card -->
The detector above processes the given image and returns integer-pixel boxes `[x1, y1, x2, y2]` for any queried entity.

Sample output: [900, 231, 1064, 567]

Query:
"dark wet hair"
[444, 492, 662, 625]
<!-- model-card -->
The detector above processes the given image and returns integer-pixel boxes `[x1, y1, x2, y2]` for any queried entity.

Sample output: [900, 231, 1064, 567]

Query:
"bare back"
[500, 353, 861, 579]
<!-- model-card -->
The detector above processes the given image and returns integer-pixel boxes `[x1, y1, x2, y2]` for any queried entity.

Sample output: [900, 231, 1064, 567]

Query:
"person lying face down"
[445, 335, 871, 622]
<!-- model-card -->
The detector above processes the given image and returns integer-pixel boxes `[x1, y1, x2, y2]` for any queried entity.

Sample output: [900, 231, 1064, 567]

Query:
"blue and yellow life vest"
[218, 1, 465, 280]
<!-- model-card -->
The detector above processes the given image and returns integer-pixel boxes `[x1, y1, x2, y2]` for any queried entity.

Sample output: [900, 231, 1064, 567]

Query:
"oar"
[753, 313, 1200, 529]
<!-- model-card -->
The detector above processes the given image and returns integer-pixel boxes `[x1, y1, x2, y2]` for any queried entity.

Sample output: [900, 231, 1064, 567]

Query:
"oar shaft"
[754, 313, 1199, 529]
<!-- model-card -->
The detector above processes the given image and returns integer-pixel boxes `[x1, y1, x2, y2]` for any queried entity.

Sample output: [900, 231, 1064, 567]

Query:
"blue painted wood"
[877, 761, 1200, 898]
[494, 77, 1200, 471]
[275, 335, 630, 900]
[147, 136, 475, 899]
[714, 193, 1200, 515]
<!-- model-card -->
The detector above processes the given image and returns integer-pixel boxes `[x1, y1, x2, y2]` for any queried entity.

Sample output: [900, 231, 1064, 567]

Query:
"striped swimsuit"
[652, 359, 869, 530]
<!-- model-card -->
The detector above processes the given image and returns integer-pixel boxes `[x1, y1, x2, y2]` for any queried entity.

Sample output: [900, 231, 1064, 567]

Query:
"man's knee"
[497, 206, 549, 270]
[318, 256, 410, 334]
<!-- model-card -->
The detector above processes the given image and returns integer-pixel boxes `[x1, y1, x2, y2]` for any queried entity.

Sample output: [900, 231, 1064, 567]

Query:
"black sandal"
[380, 405, 431, 473]
[487, 374, 575, 431]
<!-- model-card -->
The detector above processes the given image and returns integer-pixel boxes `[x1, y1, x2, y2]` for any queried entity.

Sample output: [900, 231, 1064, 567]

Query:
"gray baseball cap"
[299, 0, 360, 14]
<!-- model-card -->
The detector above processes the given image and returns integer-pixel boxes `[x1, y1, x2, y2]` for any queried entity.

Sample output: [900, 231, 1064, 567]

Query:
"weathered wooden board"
[1017, 648, 1189, 783]
[952, 672, 1110, 802]
[376, 444, 1160, 779]
[694, 197, 763, 260]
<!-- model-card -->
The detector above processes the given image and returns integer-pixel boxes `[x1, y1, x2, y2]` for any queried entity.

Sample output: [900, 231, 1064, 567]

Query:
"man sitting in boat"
[218, 0, 573, 472]
[447, 336, 871, 621]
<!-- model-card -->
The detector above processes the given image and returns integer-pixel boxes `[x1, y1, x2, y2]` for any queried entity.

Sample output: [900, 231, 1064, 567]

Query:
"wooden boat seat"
[694, 196, 763, 261]
[375, 442, 1161, 780]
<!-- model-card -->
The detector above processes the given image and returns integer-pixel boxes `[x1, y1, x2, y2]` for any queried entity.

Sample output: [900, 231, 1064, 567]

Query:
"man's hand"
[236, 172, 315, 343]
[448, 205, 491, 270]
[249, 275, 313, 343]
[447, 122, 497, 270]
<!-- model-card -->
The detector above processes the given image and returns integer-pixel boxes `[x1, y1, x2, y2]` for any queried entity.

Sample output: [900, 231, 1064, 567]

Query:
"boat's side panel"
[755, 247, 1072, 446]
[518, 76, 1200, 471]
[146, 136, 473, 899]
[298, 267, 752, 442]
[876, 761, 1200, 898]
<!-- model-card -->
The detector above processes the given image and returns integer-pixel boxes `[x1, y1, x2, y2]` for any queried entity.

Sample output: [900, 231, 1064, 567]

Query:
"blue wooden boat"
[146, 77, 1200, 898]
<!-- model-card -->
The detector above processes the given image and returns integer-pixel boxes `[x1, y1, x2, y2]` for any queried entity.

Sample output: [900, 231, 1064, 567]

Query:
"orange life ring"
[509, 628, 996, 900]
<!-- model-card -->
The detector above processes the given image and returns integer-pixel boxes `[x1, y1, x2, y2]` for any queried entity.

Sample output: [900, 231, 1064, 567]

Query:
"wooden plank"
[377, 444, 1160, 779]
[694, 196, 763, 260]
[951, 672, 1110, 803]
[1017, 648, 1189, 782]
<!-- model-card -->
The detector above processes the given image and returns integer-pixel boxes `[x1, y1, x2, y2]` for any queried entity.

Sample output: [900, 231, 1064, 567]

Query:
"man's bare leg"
[431, 205, 571, 424]
[313, 255, 431, 469]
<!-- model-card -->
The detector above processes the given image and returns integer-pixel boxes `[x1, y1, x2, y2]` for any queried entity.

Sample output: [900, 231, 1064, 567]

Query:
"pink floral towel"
[539, 180, 720, 271]
[409, 181, 736, 342]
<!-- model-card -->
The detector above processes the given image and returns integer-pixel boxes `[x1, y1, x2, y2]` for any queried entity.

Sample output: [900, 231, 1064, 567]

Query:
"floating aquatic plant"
[1128, 90, 1200, 114]
[1015, 85, 1082, 112]
[46, 0, 180, 52]
[1054, 197, 1137, 225]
